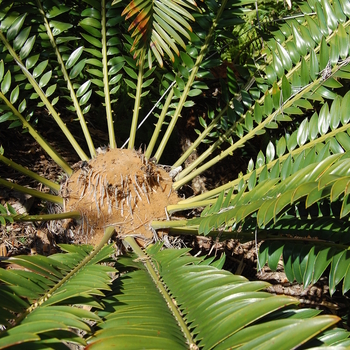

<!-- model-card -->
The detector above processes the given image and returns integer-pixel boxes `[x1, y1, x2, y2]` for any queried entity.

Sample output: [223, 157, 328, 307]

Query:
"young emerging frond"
[122, 0, 197, 67]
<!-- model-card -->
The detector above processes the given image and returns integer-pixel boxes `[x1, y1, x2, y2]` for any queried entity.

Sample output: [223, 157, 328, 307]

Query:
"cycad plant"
[1, 0, 350, 348]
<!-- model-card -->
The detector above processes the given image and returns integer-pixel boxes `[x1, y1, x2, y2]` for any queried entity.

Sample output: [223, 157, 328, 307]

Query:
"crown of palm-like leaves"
[1, 0, 350, 347]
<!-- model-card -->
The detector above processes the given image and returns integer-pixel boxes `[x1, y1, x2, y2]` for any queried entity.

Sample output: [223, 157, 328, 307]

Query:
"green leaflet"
[192, 151, 350, 238]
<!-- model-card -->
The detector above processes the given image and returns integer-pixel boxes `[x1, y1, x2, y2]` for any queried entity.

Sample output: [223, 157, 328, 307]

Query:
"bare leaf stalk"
[174, 77, 257, 179]
[101, 0, 116, 149]
[145, 87, 175, 159]
[0, 154, 59, 191]
[151, 219, 188, 230]
[175, 120, 234, 181]
[0, 91, 73, 175]
[166, 199, 215, 214]
[155, 226, 260, 241]
[0, 178, 63, 205]
[128, 51, 145, 149]
[173, 106, 228, 169]
[2, 211, 81, 223]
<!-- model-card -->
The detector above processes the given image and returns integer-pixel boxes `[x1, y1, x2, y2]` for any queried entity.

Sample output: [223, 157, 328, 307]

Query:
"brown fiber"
[63, 148, 179, 245]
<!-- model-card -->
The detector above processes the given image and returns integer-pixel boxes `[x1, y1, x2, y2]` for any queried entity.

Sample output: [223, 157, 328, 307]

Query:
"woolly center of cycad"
[63, 148, 179, 245]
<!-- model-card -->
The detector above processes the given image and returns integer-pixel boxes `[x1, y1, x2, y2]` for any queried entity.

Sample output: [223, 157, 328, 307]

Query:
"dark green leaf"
[50, 20, 73, 36]
[45, 84, 57, 97]
[1, 70, 11, 94]
[33, 60, 48, 78]
[76, 80, 91, 97]
[292, 24, 307, 56]
[81, 33, 102, 48]
[7, 14, 27, 41]
[66, 46, 84, 69]
[276, 137, 286, 157]
[13, 26, 31, 51]
[39, 71, 52, 88]
[180, 52, 194, 68]
[19, 35, 36, 60]
[69, 59, 87, 79]
[10, 85, 19, 104]
[79, 90, 92, 106]
[123, 66, 138, 80]
[124, 78, 137, 89]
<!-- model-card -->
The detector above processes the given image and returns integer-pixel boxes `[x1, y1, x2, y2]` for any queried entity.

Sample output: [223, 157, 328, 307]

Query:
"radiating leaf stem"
[2, 211, 81, 222]
[145, 87, 175, 159]
[0, 154, 59, 191]
[177, 90, 350, 206]
[166, 200, 215, 214]
[101, 0, 116, 149]
[128, 51, 145, 149]
[173, 75, 323, 190]
[124, 235, 196, 348]
[163, 226, 256, 241]
[0, 178, 63, 205]
[0, 91, 72, 175]
[173, 106, 228, 169]
[174, 77, 257, 180]
[151, 219, 188, 230]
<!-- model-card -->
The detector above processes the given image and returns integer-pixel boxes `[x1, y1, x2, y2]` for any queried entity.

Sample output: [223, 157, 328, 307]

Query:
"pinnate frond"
[122, 0, 197, 66]
[0, 243, 115, 348]
[87, 239, 346, 349]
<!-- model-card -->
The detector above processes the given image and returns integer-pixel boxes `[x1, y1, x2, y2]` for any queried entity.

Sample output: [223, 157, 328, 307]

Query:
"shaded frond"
[258, 218, 350, 295]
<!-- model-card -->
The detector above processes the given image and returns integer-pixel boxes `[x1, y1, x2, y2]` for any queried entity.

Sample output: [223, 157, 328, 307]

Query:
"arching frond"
[0, 228, 116, 348]
[86, 238, 346, 349]
[173, 0, 350, 189]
